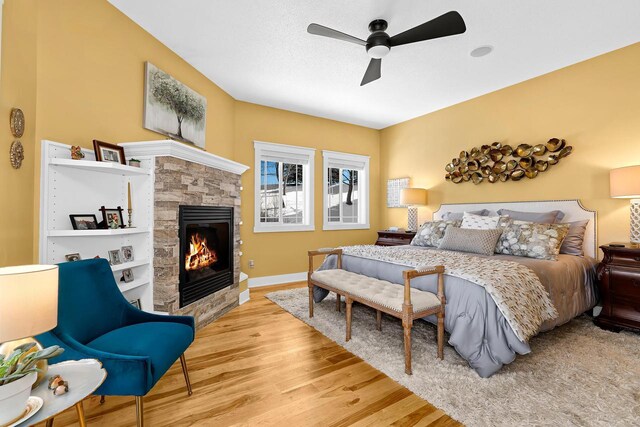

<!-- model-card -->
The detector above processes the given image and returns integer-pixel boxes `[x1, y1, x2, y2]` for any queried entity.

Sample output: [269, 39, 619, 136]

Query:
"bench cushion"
[311, 269, 441, 313]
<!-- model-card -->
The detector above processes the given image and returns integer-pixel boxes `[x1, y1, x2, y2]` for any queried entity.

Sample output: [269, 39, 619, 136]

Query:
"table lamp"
[610, 165, 640, 244]
[400, 188, 428, 232]
[0, 264, 59, 386]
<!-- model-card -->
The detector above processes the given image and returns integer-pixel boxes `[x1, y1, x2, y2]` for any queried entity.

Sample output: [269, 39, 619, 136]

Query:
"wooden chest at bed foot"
[595, 243, 640, 333]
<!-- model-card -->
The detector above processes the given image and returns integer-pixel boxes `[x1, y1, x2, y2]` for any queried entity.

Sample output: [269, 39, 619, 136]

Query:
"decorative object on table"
[92, 140, 126, 164]
[98, 206, 125, 229]
[48, 374, 69, 396]
[375, 230, 417, 246]
[121, 268, 134, 283]
[609, 165, 640, 243]
[0, 264, 59, 397]
[9, 108, 25, 138]
[9, 140, 24, 169]
[128, 158, 141, 167]
[0, 342, 63, 425]
[69, 214, 98, 230]
[64, 253, 81, 262]
[70, 145, 85, 160]
[400, 187, 428, 231]
[108, 249, 122, 266]
[387, 177, 410, 207]
[121, 245, 134, 262]
[129, 299, 141, 310]
[3, 396, 43, 427]
[127, 182, 134, 228]
[595, 243, 640, 332]
[144, 62, 207, 149]
[444, 139, 573, 184]
[36, 259, 195, 427]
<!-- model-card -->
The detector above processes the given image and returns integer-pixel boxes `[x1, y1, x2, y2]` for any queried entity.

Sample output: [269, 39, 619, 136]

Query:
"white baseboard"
[248, 271, 307, 288]
[239, 289, 250, 305]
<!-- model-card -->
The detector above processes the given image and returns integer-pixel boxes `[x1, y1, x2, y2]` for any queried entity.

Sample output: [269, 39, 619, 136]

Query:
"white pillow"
[461, 212, 500, 230]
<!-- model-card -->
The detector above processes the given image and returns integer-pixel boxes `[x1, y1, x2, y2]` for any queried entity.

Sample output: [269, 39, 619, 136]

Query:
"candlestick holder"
[128, 208, 133, 228]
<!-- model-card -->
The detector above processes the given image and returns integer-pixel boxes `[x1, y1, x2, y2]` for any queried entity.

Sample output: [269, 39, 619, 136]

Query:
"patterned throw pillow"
[495, 220, 570, 260]
[461, 212, 501, 230]
[438, 226, 503, 256]
[441, 209, 489, 221]
[411, 220, 461, 247]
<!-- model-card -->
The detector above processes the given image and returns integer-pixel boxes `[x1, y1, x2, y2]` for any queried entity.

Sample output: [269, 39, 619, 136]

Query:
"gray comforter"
[315, 246, 598, 377]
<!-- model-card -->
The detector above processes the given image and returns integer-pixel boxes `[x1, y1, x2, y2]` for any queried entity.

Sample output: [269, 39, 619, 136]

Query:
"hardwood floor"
[43, 283, 461, 426]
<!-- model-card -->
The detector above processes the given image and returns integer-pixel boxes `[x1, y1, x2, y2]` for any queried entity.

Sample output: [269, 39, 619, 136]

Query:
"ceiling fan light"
[368, 45, 390, 59]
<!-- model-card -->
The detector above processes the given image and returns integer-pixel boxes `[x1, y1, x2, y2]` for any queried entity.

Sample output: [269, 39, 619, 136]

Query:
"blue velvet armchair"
[37, 258, 195, 426]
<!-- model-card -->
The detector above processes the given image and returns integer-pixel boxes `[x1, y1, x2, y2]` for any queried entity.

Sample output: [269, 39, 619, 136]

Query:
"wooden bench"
[307, 248, 445, 375]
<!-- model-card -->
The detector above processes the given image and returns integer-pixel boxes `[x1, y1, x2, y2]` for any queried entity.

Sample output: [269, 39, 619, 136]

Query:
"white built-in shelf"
[47, 228, 151, 237]
[118, 279, 150, 293]
[49, 158, 151, 176]
[111, 259, 150, 272]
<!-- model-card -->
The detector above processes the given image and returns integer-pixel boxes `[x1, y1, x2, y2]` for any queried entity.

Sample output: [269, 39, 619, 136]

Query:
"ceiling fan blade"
[389, 11, 466, 47]
[307, 23, 366, 46]
[360, 58, 381, 86]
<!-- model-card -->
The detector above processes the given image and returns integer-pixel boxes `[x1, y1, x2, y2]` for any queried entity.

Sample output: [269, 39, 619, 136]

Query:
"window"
[323, 150, 370, 230]
[254, 141, 315, 232]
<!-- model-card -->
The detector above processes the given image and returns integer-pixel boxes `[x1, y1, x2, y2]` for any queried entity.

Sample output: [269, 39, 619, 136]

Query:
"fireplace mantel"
[120, 140, 250, 175]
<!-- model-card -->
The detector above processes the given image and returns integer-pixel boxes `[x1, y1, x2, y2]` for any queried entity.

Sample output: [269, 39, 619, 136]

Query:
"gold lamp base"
[0, 337, 48, 388]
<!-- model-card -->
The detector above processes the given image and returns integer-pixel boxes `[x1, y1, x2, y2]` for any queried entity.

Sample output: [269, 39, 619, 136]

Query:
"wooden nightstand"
[375, 230, 416, 246]
[595, 243, 640, 333]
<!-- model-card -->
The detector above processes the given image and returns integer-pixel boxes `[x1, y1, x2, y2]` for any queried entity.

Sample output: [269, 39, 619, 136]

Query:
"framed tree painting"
[144, 62, 207, 149]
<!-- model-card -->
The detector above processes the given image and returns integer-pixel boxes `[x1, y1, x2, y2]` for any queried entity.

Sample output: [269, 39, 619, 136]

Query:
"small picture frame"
[99, 206, 124, 229]
[121, 245, 134, 262]
[121, 268, 134, 283]
[93, 140, 126, 165]
[69, 214, 99, 230]
[65, 253, 81, 262]
[129, 299, 141, 310]
[108, 249, 122, 265]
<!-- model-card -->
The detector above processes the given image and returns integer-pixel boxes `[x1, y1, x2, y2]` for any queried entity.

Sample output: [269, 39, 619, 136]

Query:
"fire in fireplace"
[179, 206, 234, 308]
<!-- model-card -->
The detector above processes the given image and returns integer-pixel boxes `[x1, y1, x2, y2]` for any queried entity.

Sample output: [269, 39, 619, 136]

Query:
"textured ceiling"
[109, 0, 640, 129]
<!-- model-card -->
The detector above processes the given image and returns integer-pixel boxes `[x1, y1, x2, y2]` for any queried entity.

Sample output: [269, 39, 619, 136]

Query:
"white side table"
[17, 359, 106, 427]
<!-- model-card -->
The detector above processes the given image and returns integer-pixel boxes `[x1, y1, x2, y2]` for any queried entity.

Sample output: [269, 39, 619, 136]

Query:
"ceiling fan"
[307, 11, 466, 86]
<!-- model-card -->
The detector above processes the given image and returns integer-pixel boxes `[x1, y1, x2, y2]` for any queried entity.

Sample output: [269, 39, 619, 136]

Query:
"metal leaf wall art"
[444, 138, 572, 184]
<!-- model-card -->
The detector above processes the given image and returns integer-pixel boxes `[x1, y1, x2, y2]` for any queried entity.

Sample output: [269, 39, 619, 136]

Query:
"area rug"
[266, 288, 640, 427]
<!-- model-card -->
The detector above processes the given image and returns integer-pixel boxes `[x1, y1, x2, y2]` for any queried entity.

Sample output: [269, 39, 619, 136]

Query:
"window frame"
[254, 140, 315, 233]
[322, 150, 370, 231]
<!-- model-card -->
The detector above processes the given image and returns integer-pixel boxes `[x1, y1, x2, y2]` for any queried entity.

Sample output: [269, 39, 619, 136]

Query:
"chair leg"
[308, 285, 314, 318]
[403, 321, 413, 375]
[135, 396, 144, 427]
[437, 310, 445, 360]
[336, 293, 341, 312]
[376, 310, 382, 331]
[345, 297, 353, 341]
[180, 353, 193, 396]
[99, 395, 105, 404]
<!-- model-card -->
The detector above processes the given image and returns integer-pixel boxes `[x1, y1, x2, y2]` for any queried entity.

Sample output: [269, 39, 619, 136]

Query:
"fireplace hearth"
[179, 205, 234, 308]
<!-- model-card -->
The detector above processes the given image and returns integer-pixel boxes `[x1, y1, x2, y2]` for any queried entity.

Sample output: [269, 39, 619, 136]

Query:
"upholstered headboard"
[433, 199, 597, 258]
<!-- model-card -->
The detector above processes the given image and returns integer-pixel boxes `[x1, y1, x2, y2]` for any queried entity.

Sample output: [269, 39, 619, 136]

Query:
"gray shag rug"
[266, 288, 640, 427]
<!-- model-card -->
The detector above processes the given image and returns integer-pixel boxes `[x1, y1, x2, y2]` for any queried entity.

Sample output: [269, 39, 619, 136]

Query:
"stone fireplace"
[121, 140, 249, 329]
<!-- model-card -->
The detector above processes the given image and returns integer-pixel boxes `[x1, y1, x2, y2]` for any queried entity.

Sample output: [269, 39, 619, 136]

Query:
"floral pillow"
[495, 219, 570, 260]
[411, 220, 461, 247]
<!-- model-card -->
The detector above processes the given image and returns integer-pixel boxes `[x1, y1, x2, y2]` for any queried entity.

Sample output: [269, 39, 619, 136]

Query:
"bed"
[315, 199, 598, 377]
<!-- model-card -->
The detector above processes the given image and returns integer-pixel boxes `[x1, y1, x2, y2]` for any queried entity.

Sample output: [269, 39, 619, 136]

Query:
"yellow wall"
[234, 101, 380, 282]
[0, 0, 37, 265]
[380, 42, 640, 249]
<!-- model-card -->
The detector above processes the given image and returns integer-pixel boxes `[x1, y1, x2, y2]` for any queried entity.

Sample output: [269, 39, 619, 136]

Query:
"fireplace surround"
[179, 205, 234, 307]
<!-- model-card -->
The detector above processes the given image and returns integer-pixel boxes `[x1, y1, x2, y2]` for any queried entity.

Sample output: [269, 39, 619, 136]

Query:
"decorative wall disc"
[10, 140, 24, 169]
[444, 138, 572, 185]
[10, 108, 25, 138]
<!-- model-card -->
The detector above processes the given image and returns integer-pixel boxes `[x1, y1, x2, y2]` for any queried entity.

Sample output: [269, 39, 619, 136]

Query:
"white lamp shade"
[400, 188, 428, 206]
[610, 166, 640, 198]
[0, 265, 58, 342]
